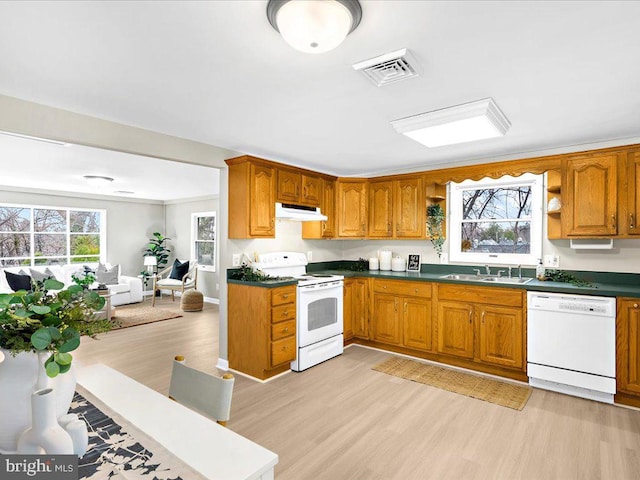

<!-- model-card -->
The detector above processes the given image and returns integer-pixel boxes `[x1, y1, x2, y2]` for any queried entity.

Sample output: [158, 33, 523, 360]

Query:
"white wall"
[165, 196, 220, 300]
[0, 189, 165, 276]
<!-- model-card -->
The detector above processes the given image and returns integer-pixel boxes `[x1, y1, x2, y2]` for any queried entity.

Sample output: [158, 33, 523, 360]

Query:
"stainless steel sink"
[439, 273, 533, 285]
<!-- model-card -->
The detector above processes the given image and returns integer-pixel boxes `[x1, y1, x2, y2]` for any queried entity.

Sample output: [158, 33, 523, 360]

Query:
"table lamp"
[144, 256, 157, 274]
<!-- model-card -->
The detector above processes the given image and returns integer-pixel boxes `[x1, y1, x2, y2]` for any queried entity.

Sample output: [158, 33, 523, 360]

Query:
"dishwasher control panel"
[528, 292, 616, 318]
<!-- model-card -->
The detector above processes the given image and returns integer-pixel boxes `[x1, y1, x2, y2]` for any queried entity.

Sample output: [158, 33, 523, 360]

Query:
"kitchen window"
[0, 204, 106, 266]
[191, 211, 216, 272]
[448, 174, 543, 265]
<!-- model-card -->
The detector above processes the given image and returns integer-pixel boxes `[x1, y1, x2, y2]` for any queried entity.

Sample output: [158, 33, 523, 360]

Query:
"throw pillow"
[30, 268, 55, 283]
[6, 271, 32, 292]
[96, 263, 119, 285]
[169, 259, 190, 280]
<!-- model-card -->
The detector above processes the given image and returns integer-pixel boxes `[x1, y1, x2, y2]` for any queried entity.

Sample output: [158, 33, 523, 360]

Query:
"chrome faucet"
[518, 264, 522, 278]
[508, 266, 513, 278]
[484, 264, 491, 275]
[496, 269, 506, 277]
[473, 268, 482, 276]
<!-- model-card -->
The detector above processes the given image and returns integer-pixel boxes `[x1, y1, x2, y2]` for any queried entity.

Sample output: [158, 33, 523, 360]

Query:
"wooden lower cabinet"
[344, 278, 368, 341]
[372, 294, 401, 345]
[616, 298, 640, 406]
[437, 301, 474, 359]
[403, 297, 432, 351]
[477, 305, 524, 369]
[228, 283, 296, 380]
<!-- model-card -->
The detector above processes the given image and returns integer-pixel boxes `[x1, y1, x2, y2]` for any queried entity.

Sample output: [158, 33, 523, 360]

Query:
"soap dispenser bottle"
[536, 258, 546, 280]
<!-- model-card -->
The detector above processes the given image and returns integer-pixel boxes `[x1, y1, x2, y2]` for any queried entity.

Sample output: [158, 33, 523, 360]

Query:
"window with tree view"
[191, 211, 216, 271]
[0, 205, 105, 266]
[449, 174, 542, 265]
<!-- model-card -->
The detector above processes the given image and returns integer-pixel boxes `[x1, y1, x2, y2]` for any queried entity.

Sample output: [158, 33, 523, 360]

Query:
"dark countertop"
[227, 263, 640, 297]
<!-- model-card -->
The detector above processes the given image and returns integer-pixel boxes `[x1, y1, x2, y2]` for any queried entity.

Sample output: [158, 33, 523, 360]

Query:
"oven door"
[297, 280, 343, 348]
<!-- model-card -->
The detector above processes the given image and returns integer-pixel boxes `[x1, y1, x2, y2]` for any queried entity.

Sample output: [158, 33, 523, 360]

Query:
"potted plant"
[427, 204, 446, 258]
[0, 278, 113, 452]
[141, 232, 171, 294]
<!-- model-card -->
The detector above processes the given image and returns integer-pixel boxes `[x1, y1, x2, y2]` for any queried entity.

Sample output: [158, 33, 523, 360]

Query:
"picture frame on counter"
[407, 254, 421, 272]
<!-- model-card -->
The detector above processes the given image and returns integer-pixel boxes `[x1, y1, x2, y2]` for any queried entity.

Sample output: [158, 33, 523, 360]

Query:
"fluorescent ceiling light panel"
[391, 98, 510, 148]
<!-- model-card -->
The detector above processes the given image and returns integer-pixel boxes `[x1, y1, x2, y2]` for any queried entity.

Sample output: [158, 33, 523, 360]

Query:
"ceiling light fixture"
[266, 0, 362, 54]
[83, 175, 114, 187]
[391, 98, 511, 148]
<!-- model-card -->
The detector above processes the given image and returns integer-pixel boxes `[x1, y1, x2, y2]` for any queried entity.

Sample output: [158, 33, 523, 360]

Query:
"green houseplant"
[140, 232, 172, 291]
[427, 204, 446, 258]
[0, 278, 112, 378]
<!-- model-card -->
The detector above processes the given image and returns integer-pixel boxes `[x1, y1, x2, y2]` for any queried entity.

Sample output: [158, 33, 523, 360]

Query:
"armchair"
[152, 261, 198, 307]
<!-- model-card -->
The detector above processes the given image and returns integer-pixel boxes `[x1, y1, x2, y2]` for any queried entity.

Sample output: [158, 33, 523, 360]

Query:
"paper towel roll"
[379, 250, 392, 271]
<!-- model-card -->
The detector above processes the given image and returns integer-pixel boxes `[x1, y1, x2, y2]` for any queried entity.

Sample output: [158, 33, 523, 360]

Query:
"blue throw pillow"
[6, 271, 32, 292]
[169, 259, 189, 280]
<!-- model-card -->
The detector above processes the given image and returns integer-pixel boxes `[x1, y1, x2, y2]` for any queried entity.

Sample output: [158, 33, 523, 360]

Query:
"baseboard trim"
[216, 358, 229, 371]
[204, 297, 219, 304]
[227, 368, 292, 384]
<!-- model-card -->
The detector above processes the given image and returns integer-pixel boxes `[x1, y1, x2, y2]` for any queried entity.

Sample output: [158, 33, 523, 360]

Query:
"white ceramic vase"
[17, 387, 74, 455]
[0, 349, 77, 453]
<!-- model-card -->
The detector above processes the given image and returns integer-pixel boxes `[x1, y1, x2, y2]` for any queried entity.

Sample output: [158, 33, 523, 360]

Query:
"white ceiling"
[0, 0, 639, 184]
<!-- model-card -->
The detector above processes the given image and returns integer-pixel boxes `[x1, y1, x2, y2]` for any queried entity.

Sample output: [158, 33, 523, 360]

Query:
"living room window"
[191, 211, 216, 272]
[448, 174, 543, 265]
[0, 204, 106, 266]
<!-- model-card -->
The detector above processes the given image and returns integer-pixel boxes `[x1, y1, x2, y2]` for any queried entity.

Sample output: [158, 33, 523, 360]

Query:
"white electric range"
[253, 252, 344, 371]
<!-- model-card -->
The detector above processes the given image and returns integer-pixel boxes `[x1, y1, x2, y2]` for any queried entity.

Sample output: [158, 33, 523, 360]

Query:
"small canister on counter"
[369, 257, 379, 270]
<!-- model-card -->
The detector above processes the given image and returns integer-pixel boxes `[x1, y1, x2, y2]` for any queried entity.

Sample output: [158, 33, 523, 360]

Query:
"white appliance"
[527, 291, 616, 403]
[253, 252, 344, 372]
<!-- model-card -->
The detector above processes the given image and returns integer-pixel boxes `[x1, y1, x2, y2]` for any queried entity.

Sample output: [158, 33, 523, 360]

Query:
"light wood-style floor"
[75, 299, 640, 480]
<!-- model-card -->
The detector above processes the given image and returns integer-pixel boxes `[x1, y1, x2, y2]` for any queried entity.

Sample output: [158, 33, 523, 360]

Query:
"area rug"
[111, 305, 182, 329]
[372, 356, 532, 410]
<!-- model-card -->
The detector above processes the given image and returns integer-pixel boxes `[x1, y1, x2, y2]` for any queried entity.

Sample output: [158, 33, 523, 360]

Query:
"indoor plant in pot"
[427, 204, 446, 258]
[0, 278, 112, 453]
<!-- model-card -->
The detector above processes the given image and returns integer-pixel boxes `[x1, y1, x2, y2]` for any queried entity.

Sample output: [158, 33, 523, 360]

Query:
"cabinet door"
[617, 299, 640, 395]
[353, 278, 369, 339]
[477, 305, 524, 369]
[368, 180, 393, 237]
[250, 163, 275, 237]
[627, 151, 640, 236]
[301, 175, 322, 206]
[372, 294, 401, 345]
[563, 154, 618, 236]
[277, 169, 301, 203]
[395, 176, 424, 238]
[337, 181, 367, 237]
[321, 179, 335, 237]
[437, 301, 474, 359]
[343, 279, 354, 341]
[403, 297, 432, 351]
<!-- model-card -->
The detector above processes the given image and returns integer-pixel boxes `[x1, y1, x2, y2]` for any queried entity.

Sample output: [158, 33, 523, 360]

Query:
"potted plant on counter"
[0, 278, 113, 453]
[427, 204, 445, 258]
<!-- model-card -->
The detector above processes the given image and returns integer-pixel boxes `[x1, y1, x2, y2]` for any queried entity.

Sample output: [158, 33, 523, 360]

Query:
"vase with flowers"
[0, 278, 113, 453]
[71, 270, 96, 290]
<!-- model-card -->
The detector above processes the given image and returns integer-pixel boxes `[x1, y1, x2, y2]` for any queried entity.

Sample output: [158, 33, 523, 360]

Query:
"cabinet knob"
[283, 345, 288, 350]
[634, 303, 639, 308]
[283, 327, 289, 333]
[612, 214, 616, 228]
[630, 213, 635, 230]
[468, 308, 473, 324]
[383, 285, 387, 289]
[283, 311, 289, 316]
[415, 288, 419, 293]
[282, 294, 289, 299]
[481, 311, 486, 323]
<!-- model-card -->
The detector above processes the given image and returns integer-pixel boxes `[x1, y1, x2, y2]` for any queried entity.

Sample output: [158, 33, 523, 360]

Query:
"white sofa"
[0, 263, 143, 306]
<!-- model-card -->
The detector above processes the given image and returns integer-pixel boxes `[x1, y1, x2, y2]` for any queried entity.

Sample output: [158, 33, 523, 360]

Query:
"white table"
[76, 364, 278, 480]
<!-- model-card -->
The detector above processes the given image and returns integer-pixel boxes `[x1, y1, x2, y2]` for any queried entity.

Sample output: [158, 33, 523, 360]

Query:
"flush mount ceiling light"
[83, 175, 114, 187]
[266, 0, 362, 54]
[391, 98, 511, 148]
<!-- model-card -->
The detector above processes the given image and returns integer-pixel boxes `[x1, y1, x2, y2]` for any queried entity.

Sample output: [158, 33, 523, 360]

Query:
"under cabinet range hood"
[275, 202, 327, 221]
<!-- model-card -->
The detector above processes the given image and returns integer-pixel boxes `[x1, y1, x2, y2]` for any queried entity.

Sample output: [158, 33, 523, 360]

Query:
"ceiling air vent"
[352, 48, 419, 87]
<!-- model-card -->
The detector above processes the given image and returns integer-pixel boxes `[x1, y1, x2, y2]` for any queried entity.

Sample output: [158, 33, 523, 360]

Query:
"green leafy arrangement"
[143, 232, 171, 271]
[71, 270, 96, 288]
[427, 204, 445, 258]
[0, 278, 113, 378]
[543, 270, 594, 287]
[349, 258, 369, 271]
[229, 264, 282, 282]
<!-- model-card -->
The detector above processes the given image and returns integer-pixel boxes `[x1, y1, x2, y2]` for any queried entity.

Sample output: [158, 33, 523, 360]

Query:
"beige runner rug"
[373, 356, 532, 410]
[111, 305, 182, 329]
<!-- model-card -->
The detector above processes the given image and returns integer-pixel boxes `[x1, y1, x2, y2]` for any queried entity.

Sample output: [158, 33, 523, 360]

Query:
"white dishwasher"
[527, 291, 616, 403]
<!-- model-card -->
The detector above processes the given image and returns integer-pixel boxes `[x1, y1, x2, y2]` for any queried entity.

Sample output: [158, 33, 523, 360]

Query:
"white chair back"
[169, 358, 234, 425]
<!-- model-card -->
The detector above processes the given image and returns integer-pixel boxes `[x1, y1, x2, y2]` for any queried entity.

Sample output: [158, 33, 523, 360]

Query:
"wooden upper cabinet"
[627, 151, 640, 236]
[368, 180, 393, 237]
[301, 178, 336, 239]
[250, 163, 276, 237]
[276, 169, 301, 204]
[227, 156, 275, 239]
[337, 180, 367, 237]
[276, 168, 321, 207]
[563, 153, 619, 236]
[395, 176, 424, 238]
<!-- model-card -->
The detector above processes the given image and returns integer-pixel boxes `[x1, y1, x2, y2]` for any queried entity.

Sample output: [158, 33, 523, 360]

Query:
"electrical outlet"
[307, 251, 313, 262]
[543, 254, 560, 268]
[232, 254, 241, 267]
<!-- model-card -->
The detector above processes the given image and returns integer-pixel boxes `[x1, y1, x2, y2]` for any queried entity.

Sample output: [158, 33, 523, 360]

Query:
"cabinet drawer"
[437, 284, 523, 307]
[272, 303, 296, 323]
[272, 286, 296, 306]
[373, 279, 432, 298]
[271, 336, 296, 366]
[271, 319, 296, 340]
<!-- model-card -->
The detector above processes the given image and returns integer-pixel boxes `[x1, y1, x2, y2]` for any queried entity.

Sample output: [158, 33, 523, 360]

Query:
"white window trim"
[0, 202, 106, 266]
[448, 173, 543, 266]
[191, 211, 216, 272]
